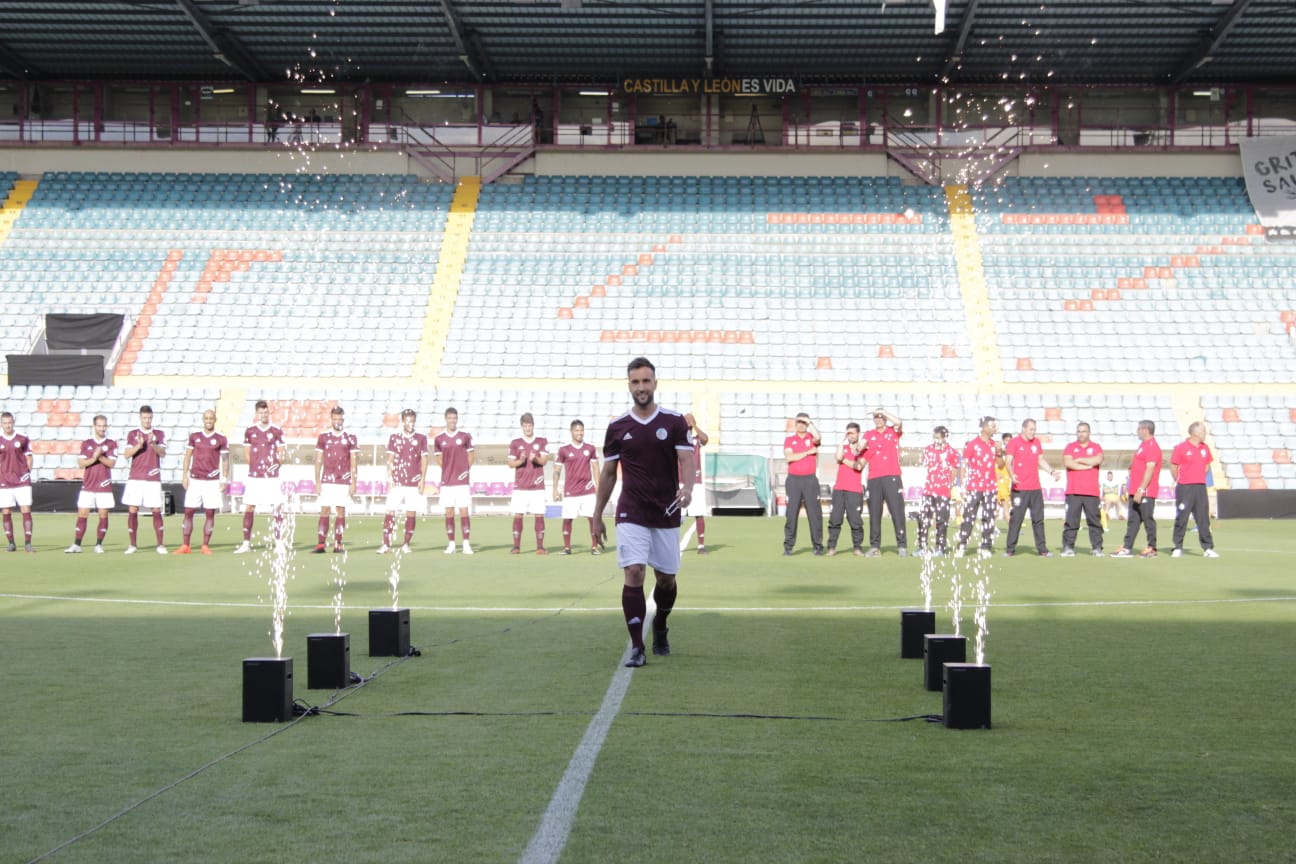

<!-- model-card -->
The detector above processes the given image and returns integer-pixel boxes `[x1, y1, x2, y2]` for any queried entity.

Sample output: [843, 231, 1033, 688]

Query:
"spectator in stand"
[682, 414, 710, 554]
[434, 407, 475, 554]
[508, 412, 551, 554]
[65, 415, 117, 553]
[122, 405, 168, 555]
[1170, 421, 1219, 558]
[956, 416, 1000, 558]
[0, 411, 35, 552]
[862, 408, 907, 557]
[553, 420, 601, 555]
[918, 425, 960, 557]
[825, 422, 866, 557]
[177, 409, 229, 555]
[1003, 419, 1060, 557]
[1060, 422, 1105, 556]
[783, 412, 824, 556]
[378, 409, 429, 554]
[1112, 420, 1163, 558]
[313, 406, 358, 554]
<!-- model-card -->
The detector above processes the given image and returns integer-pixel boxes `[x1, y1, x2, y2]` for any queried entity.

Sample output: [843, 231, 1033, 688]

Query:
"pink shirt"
[126, 428, 165, 482]
[80, 437, 118, 492]
[244, 424, 284, 479]
[1128, 437, 1163, 497]
[832, 442, 865, 494]
[316, 429, 359, 485]
[387, 432, 429, 488]
[862, 426, 903, 479]
[0, 433, 32, 488]
[556, 442, 599, 497]
[1064, 440, 1104, 496]
[186, 431, 229, 480]
[434, 430, 474, 487]
[603, 407, 692, 528]
[784, 432, 819, 476]
[922, 443, 960, 497]
[1005, 435, 1045, 491]
[963, 437, 998, 493]
[1171, 440, 1212, 485]
[510, 435, 550, 491]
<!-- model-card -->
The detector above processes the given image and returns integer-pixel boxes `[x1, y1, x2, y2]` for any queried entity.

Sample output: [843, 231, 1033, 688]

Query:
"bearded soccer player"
[825, 422, 866, 557]
[236, 400, 285, 554]
[1170, 421, 1218, 558]
[553, 419, 601, 555]
[1113, 420, 1163, 558]
[178, 410, 229, 555]
[0, 412, 35, 552]
[507, 412, 550, 554]
[681, 413, 710, 554]
[1003, 419, 1060, 558]
[379, 409, 428, 554]
[122, 405, 168, 555]
[862, 408, 907, 557]
[1060, 422, 1105, 557]
[313, 406, 358, 553]
[434, 407, 474, 554]
[593, 357, 694, 668]
[66, 415, 117, 553]
[956, 416, 1000, 558]
[919, 425, 959, 556]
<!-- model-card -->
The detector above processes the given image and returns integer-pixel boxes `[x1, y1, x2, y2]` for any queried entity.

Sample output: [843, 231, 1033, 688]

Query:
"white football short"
[615, 522, 682, 574]
[0, 486, 33, 509]
[684, 488, 707, 518]
[316, 483, 353, 509]
[385, 484, 426, 514]
[184, 479, 224, 511]
[242, 476, 285, 510]
[438, 484, 473, 511]
[509, 488, 548, 516]
[77, 491, 116, 511]
[561, 493, 595, 519]
[122, 479, 164, 510]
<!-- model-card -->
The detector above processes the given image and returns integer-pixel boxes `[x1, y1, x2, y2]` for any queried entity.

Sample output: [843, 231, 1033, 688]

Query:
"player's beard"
[632, 390, 653, 409]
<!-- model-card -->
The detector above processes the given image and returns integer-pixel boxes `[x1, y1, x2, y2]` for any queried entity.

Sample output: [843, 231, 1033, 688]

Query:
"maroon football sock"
[534, 516, 545, 548]
[562, 519, 573, 549]
[404, 515, 416, 546]
[152, 510, 165, 545]
[622, 585, 646, 650]
[242, 510, 255, 541]
[182, 509, 195, 545]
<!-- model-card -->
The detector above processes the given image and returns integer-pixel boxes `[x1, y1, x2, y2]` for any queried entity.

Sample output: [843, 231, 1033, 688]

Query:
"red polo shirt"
[1063, 440, 1104, 497]
[1128, 437, 1163, 497]
[833, 442, 865, 493]
[1171, 439, 1212, 485]
[922, 443, 960, 497]
[862, 426, 903, 479]
[1005, 434, 1045, 490]
[962, 436, 998, 493]
[784, 432, 819, 477]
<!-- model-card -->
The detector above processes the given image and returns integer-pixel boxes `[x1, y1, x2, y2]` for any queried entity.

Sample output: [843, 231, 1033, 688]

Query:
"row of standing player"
[782, 413, 1219, 560]
[2, 400, 711, 556]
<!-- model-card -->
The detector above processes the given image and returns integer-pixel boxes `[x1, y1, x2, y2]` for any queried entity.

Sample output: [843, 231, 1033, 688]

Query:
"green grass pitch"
[2, 514, 1294, 863]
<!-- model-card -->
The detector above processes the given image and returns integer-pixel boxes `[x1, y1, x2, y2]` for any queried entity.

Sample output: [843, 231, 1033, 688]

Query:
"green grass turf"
[2, 514, 1294, 863]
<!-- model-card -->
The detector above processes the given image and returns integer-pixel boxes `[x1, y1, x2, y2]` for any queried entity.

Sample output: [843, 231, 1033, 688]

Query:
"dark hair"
[933, 426, 948, 436]
[1077, 422, 1091, 432]
[255, 400, 269, 411]
[139, 405, 153, 414]
[444, 407, 458, 417]
[331, 406, 345, 416]
[846, 422, 860, 432]
[627, 356, 655, 375]
[979, 415, 996, 428]
[1022, 418, 1036, 429]
[400, 408, 416, 419]
[570, 419, 584, 430]
[520, 412, 534, 424]
[0, 411, 12, 421]
[93, 414, 108, 424]
[1139, 420, 1155, 435]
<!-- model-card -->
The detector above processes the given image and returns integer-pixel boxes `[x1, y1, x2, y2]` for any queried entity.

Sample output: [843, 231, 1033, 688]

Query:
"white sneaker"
[1171, 549, 1183, 558]
[124, 545, 138, 555]
[233, 540, 251, 554]
[1203, 549, 1220, 558]
[954, 547, 966, 559]
[64, 544, 82, 554]
[977, 548, 993, 559]
[462, 540, 474, 555]
[444, 541, 456, 555]
[156, 545, 168, 555]
[400, 544, 411, 554]
[376, 544, 390, 555]
[1060, 548, 1075, 557]
[94, 544, 104, 554]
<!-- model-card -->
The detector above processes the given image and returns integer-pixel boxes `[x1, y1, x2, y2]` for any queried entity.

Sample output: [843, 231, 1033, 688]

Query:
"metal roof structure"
[0, 0, 1292, 86]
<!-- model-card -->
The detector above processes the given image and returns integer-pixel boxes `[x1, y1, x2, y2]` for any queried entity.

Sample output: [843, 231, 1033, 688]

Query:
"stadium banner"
[1239, 135, 1296, 227]
[622, 77, 796, 95]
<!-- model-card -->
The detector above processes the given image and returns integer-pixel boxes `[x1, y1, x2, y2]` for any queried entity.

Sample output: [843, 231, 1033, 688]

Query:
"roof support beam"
[940, 0, 980, 82]
[0, 38, 43, 79]
[1170, 0, 1255, 83]
[704, 0, 714, 74]
[174, 0, 269, 81]
[439, 0, 495, 81]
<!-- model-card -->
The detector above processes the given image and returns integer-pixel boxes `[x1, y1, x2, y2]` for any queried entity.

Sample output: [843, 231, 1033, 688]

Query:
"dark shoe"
[625, 647, 646, 668]
[696, 546, 708, 555]
[5, 542, 15, 552]
[561, 548, 572, 555]
[652, 622, 670, 656]
[333, 545, 345, 554]
[782, 549, 793, 556]
[24, 543, 35, 553]
[812, 548, 825, 556]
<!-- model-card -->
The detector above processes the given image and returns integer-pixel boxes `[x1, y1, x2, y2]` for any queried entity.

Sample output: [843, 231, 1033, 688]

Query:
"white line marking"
[518, 603, 654, 864]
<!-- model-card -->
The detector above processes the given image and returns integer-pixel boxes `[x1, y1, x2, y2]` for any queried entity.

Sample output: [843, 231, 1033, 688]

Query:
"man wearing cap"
[783, 412, 824, 556]
[862, 407, 907, 556]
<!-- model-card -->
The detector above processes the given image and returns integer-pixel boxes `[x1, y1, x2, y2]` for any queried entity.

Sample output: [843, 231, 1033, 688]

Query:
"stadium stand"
[1203, 394, 1296, 490]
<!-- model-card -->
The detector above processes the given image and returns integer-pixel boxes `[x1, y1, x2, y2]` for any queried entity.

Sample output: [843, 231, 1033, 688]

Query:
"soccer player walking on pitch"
[0, 411, 35, 552]
[178, 410, 229, 554]
[593, 357, 695, 668]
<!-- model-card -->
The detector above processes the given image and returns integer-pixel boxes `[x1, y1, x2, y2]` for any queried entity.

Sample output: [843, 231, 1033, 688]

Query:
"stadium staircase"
[945, 184, 1002, 389]
[0, 177, 37, 245]
[415, 175, 480, 383]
